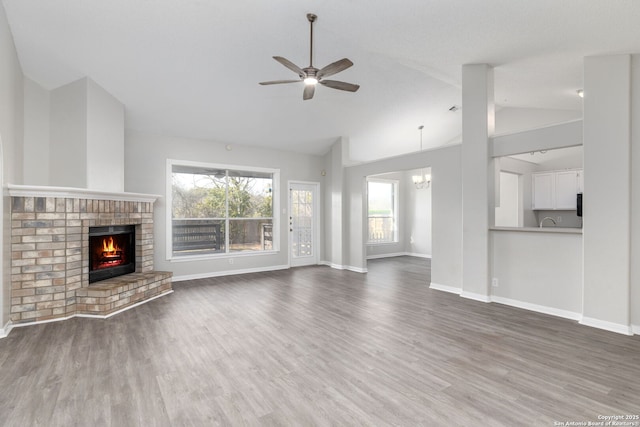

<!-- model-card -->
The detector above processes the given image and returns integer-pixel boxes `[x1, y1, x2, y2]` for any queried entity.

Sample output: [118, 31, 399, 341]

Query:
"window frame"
[166, 159, 280, 261]
[366, 178, 399, 244]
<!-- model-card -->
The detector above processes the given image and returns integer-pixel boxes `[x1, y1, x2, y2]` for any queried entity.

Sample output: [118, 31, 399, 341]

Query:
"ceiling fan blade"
[273, 56, 305, 76]
[319, 80, 360, 92]
[259, 80, 301, 85]
[303, 84, 315, 100]
[317, 58, 353, 79]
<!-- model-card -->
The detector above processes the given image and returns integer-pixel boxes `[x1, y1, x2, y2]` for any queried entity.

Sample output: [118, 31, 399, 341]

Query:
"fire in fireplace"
[89, 225, 136, 283]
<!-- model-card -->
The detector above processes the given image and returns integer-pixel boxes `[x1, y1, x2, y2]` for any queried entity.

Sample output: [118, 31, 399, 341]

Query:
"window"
[367, 179, 398, 243]
[168, 160, 279, 258]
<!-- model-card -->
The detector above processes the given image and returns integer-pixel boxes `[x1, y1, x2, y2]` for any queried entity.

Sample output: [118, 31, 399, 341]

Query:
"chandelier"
[412, 125, 431, 189]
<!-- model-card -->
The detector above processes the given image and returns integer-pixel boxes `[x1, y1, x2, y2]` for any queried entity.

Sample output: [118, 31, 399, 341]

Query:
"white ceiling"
[4, 0, 640, 162]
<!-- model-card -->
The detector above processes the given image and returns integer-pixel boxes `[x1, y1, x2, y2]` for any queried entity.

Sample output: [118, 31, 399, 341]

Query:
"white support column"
[461, 64, 495, 301]
[581, 54, 632, 334]
[323, 138, 346, 269]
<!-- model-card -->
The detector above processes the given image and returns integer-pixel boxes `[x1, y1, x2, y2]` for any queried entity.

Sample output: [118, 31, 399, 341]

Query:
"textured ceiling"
[4, 0, 640, 162]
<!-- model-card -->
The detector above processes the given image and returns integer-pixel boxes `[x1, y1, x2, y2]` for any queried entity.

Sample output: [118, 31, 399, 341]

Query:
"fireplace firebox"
[89, 225, 136, 283]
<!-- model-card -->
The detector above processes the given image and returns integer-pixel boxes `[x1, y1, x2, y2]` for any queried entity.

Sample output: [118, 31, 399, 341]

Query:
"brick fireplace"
[9, 185, 172, 324]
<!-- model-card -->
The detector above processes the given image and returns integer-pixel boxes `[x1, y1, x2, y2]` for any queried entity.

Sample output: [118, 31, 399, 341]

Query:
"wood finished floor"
[1, 256, 640, 426]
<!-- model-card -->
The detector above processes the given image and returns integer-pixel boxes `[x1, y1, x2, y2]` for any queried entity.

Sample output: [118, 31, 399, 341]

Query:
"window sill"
[366, 241, 400, 246]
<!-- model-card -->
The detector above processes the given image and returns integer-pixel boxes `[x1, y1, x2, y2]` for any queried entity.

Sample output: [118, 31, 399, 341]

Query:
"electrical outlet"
[228, 258, 234, 265]
[556, 216, 562, 223]
[491, 278, 499, 287]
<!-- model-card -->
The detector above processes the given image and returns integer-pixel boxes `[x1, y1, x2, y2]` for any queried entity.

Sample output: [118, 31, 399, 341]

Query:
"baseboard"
[366, 252, 432, 260]
[0, 320, 13, 338]
[172, 264, 289, 282]
[490, 296, 582, 321]
[366, 252, 406, 260]
[632, 324, 640, 335]
[580, 316, 633, 336]
[1, 290, 174, 338]
[7, 315, 75, 332]
[429, 282, 462, 295]
[318, 261, 367, 273]
[321, 261, 346, 270]
[405, 252, 432, 259]
[460, 291, 491, 303]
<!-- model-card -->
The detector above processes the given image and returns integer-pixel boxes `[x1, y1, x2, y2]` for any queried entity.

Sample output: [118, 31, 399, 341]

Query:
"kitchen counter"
[490, 226, 583, 234]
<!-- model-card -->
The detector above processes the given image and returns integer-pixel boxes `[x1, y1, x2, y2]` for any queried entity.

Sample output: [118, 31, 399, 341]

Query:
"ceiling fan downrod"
[307, 13, 317, 68]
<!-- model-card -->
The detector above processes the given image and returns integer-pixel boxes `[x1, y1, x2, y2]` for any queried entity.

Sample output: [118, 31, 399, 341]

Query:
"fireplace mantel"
[7, 184, 161, 203]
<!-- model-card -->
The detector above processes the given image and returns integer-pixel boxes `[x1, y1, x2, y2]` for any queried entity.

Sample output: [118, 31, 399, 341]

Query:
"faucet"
[539, 217, 557, 228]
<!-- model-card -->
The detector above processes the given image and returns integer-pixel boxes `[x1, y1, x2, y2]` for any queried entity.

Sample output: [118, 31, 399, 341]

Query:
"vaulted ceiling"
[4, 0, 640, 162]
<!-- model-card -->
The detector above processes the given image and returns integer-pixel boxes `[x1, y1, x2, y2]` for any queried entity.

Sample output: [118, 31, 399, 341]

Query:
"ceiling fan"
[259, 13, 360, 100]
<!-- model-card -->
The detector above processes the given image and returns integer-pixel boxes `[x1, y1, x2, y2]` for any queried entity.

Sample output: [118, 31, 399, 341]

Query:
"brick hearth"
[8, 185, 172, 324]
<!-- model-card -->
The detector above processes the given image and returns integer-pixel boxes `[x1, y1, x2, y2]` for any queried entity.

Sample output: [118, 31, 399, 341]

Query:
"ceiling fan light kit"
[259, 13, 360, 100]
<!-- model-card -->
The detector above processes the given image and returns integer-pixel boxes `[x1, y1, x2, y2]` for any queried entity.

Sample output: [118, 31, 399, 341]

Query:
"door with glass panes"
[289, 182, 319, 267]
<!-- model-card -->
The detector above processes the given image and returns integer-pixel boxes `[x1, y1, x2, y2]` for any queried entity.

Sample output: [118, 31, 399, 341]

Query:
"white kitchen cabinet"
[532, 172, 554, 209]
[532, 169, 582, 210]
[555, 170, 580, 209]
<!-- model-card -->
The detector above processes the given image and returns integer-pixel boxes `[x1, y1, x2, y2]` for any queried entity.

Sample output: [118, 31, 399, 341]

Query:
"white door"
[495, 171, 520, 227]
[289, 182, 319, 267]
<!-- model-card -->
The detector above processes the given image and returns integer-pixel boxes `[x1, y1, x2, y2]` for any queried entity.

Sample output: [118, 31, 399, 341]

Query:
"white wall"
[0, 1, 23, 330]
[125, 130, 324, 280]
[491, 230, 583, 318]
[23, 77, 50, 185]
[495, 107, 582, 136]
[86, 78, 125, 192]
[49, 78, 88, 188]
[49, 77, 125, 191]
[429, 147, 462, 289]
[404, 168, 431, 257]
